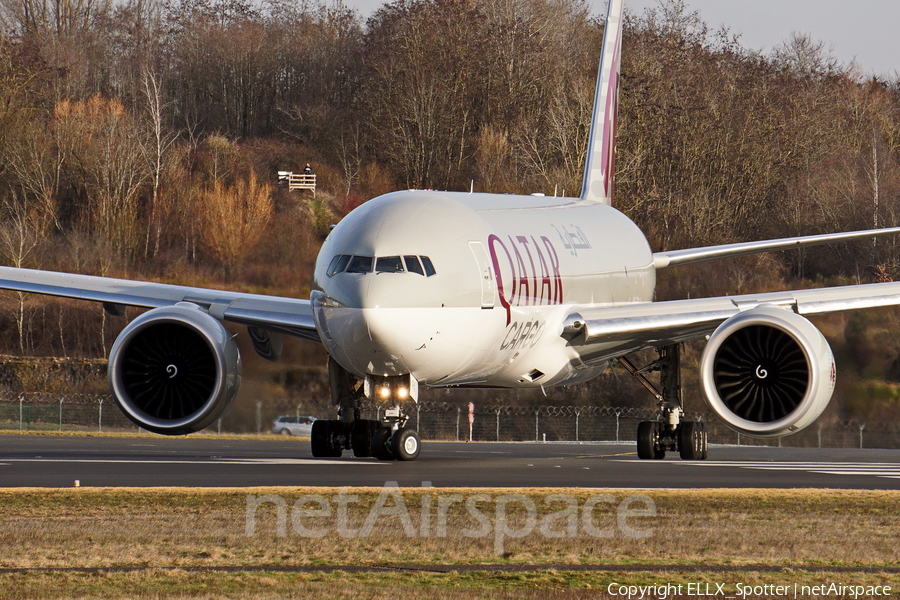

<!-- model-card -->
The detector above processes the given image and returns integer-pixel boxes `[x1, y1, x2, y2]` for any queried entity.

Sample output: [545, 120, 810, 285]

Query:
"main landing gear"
[310, 357, 421, 461]
[618, 344, 708, 461]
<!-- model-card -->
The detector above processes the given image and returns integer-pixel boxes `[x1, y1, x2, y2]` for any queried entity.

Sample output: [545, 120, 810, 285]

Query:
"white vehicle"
[1, 0, 899, 462]
[272, 415, 317, 436]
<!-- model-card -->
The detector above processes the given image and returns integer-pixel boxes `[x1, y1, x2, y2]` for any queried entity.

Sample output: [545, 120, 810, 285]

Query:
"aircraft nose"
[319, 275, 369, 309]
[313, 295, 411, 377]
[317, 271, 419, 311]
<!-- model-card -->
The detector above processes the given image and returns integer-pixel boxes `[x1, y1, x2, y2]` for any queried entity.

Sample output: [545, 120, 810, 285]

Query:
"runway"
[1, 434, 900, 489]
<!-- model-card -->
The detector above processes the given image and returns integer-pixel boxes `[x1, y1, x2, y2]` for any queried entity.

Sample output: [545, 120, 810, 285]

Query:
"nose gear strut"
[310, 356, 421, 461]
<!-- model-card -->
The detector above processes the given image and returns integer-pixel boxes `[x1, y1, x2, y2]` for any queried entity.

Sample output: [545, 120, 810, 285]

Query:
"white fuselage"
[311, 190, 655, 389]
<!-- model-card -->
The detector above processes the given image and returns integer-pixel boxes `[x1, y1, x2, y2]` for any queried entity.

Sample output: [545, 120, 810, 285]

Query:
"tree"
[139, 69, 177, 257]
[196, 170, 273, 268]
[361, 0, 483, 189]
[53, 95, 149, 266]
[772, 32, 841, 80]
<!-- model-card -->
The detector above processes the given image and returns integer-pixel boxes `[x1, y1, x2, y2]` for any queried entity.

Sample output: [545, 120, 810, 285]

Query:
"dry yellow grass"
[1, 487, 899, 569]
[2, 570, 899, 600]
[2, 487, 900, 598]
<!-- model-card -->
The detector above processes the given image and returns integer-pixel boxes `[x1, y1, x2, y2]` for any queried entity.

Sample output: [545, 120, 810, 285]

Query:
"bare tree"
[474, 125, 512, 192]
[54, 95, 149, 267]
[772, 32, 841, 79]
[140, 69, 178, 257]
[0, 190, 45, 352]
[0, 0, 105, 37]
[4, 117, 64, 237]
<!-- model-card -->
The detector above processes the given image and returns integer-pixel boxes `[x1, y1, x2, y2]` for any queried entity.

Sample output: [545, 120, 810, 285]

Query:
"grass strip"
[2, 487, 898, 597]
[2, 570, 899, 600]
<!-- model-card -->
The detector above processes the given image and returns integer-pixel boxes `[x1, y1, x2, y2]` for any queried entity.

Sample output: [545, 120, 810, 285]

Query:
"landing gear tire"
[311, 419, 343, 458]
[701, 423, 708, 460]
[351, 419, 380, 458]
[371, 427, 395, 461]
[391, 428, 421, 461]
[637, 421, 665, 460]
[679, 421, 707, 461]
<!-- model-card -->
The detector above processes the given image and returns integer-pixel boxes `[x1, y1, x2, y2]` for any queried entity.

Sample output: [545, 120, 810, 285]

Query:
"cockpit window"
[331, 254, 433, 276]
[421, 256, 436, 277]
[376, 256, 404, 273]
[404, 256, 424, 276]
[327, 254, 351, 276]
[327, 255, 341, 275]
[345, 255, 374, 273]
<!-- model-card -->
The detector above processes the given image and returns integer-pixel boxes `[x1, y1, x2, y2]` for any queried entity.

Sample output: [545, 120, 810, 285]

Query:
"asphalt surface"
[1, 434, 900, 489]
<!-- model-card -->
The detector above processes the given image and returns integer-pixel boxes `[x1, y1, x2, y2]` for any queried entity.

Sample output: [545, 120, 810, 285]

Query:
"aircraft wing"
[565, 281, 900, 348]
[0, 266, 320, 343]
[652, 226, 900, 269]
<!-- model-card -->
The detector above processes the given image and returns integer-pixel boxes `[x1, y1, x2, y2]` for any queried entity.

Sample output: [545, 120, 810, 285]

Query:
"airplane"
[1, 0, 899, 462]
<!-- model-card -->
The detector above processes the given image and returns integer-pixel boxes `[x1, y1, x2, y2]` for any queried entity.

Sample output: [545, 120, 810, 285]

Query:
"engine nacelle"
[108, 303, 241, 435]
[700, 305, 834, 438]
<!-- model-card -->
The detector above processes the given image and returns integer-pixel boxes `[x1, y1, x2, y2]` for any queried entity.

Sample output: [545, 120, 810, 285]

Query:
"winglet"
[580, 0, 624, 205]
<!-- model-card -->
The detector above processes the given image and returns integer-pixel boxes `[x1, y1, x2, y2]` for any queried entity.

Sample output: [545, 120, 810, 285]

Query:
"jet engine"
[700, 305, 834, 438]
[108, 303, 241, 435]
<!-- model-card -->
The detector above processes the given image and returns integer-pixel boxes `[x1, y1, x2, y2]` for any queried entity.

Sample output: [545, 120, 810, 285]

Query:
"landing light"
[379, 386, 391, 399]
[397, 387, 409, 399]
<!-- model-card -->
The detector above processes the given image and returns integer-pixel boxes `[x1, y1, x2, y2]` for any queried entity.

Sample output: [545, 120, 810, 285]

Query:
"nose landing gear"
[370, 422, 421, 461]
[369, 404, 421, 461]
[311, 357, 423, 461]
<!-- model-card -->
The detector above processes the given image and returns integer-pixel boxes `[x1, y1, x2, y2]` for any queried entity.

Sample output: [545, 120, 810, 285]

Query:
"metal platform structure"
[277, 171, 316, 196]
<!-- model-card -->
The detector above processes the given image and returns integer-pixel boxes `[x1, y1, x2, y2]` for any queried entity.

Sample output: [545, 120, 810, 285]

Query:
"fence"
[390, 401, 900, 449]
[1, 393, 898, 449]
[0, 393, 135, 433]
[402, 403, 660, 444]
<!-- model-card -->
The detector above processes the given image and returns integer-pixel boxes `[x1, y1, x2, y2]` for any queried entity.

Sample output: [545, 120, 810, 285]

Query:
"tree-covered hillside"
[0, 0, 898, 427]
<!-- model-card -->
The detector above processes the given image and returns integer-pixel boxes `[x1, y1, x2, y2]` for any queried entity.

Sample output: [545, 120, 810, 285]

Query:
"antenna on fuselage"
[580, 0, 624, 206]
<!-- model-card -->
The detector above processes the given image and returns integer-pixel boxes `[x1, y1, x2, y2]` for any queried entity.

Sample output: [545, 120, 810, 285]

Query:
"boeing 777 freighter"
[2, 0, 899, 462]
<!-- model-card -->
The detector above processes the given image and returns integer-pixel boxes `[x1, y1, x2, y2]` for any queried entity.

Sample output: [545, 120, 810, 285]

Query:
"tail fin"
[580, 0, 624, 205]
